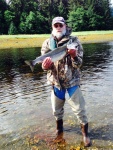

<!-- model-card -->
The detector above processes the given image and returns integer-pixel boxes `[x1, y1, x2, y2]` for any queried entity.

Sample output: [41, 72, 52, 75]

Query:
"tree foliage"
[19, 11, 47, 34]
[67, 6, 105, 31]
[8, 21, 18, 34]
[0, 0, 8, 34]
[68, 0, 113, 31]
[0, 0, 113, 34]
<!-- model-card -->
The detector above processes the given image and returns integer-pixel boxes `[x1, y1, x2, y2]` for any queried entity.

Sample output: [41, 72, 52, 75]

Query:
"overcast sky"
[110, 0, 113, 6]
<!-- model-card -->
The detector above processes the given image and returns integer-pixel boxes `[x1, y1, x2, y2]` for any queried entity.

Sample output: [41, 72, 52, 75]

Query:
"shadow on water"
[64, 123, 113, 141]
[0, 42, 113, 149]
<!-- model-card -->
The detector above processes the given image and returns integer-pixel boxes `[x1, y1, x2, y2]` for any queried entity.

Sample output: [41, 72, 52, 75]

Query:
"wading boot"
[54, 119, 64, 143]
[81, 123, 91, 147]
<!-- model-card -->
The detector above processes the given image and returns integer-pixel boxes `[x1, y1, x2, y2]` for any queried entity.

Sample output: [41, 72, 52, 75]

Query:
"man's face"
[52, 23, 66, 39]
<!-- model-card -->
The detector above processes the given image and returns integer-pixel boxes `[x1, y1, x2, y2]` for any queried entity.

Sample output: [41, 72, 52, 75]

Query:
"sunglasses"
[54, 24, 64, 28]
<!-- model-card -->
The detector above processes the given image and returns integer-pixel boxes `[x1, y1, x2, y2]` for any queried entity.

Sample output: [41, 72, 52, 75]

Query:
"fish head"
[67, 37, 79, 50]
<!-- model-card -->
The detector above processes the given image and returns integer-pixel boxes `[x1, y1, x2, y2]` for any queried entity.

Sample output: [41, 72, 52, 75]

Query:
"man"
[41, 16, 91, 147]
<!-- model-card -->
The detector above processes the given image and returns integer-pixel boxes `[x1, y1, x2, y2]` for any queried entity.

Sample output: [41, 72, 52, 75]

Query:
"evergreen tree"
[8, 21, 18, 34]
[7, 0, 40, 33]
[0, 0, 8, 34]
[0, 0, 113, 34]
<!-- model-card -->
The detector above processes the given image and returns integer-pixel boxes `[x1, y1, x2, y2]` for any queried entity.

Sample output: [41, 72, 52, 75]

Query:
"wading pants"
[51, 87, 88, 125]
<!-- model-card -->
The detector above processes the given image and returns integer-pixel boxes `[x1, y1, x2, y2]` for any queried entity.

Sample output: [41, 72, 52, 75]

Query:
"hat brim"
[52, 21, 65, 25]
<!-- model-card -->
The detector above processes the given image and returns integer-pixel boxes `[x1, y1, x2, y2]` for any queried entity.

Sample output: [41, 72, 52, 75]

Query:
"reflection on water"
[0, 42, 113, 149]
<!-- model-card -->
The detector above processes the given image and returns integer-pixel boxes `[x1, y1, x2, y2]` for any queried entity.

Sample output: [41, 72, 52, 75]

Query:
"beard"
[52, 28, 66, 39]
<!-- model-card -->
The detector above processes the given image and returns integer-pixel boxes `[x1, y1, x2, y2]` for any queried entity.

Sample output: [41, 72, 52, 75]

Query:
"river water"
[0, 42, 113, 150]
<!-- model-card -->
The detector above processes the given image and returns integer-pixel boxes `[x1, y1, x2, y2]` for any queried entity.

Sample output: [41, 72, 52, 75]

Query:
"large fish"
[25, 39, 79, 72]
[25, 45, 67, 72]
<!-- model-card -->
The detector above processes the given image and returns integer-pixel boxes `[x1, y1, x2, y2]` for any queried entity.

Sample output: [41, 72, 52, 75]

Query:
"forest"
[0, 0, 113, 34]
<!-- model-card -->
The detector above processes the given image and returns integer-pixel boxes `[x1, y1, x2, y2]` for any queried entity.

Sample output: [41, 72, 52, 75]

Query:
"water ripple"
[0, 43, 113, 149]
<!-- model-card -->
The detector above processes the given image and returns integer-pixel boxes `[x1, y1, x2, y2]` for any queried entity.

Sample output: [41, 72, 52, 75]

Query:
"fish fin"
[25, 60, 34, 72]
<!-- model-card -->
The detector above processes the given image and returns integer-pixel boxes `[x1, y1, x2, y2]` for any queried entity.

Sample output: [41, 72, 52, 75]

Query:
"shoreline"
[0, 33, 113, 49]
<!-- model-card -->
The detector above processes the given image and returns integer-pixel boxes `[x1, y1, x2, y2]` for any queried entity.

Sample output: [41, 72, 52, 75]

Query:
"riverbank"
[0, 31, 113, 49]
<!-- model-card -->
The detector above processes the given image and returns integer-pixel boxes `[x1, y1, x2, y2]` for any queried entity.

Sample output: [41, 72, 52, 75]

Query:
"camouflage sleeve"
[41, 38, 50, 55]
[71, 36, 83, 68]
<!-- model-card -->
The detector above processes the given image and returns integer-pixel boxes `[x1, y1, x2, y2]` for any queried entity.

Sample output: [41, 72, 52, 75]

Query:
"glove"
[68, 49, 77, 58]
[42, 57, 53, 70]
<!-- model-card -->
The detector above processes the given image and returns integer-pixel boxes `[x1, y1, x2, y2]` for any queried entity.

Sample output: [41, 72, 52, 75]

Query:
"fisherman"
[41, 16, 91, 147]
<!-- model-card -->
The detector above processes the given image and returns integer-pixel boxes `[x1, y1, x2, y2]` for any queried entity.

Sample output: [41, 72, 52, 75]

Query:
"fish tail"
[25, 60, 34, 72]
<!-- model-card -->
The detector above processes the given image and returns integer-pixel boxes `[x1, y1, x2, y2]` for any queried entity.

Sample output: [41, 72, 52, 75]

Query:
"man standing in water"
[41, 16, 91, 147]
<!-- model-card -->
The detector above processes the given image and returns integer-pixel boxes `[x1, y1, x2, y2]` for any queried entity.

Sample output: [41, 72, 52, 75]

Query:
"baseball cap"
[52, 17, 66, 25]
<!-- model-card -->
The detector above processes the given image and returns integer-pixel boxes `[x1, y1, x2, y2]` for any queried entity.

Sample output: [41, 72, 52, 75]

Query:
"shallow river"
[0, 42, 113, 150]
